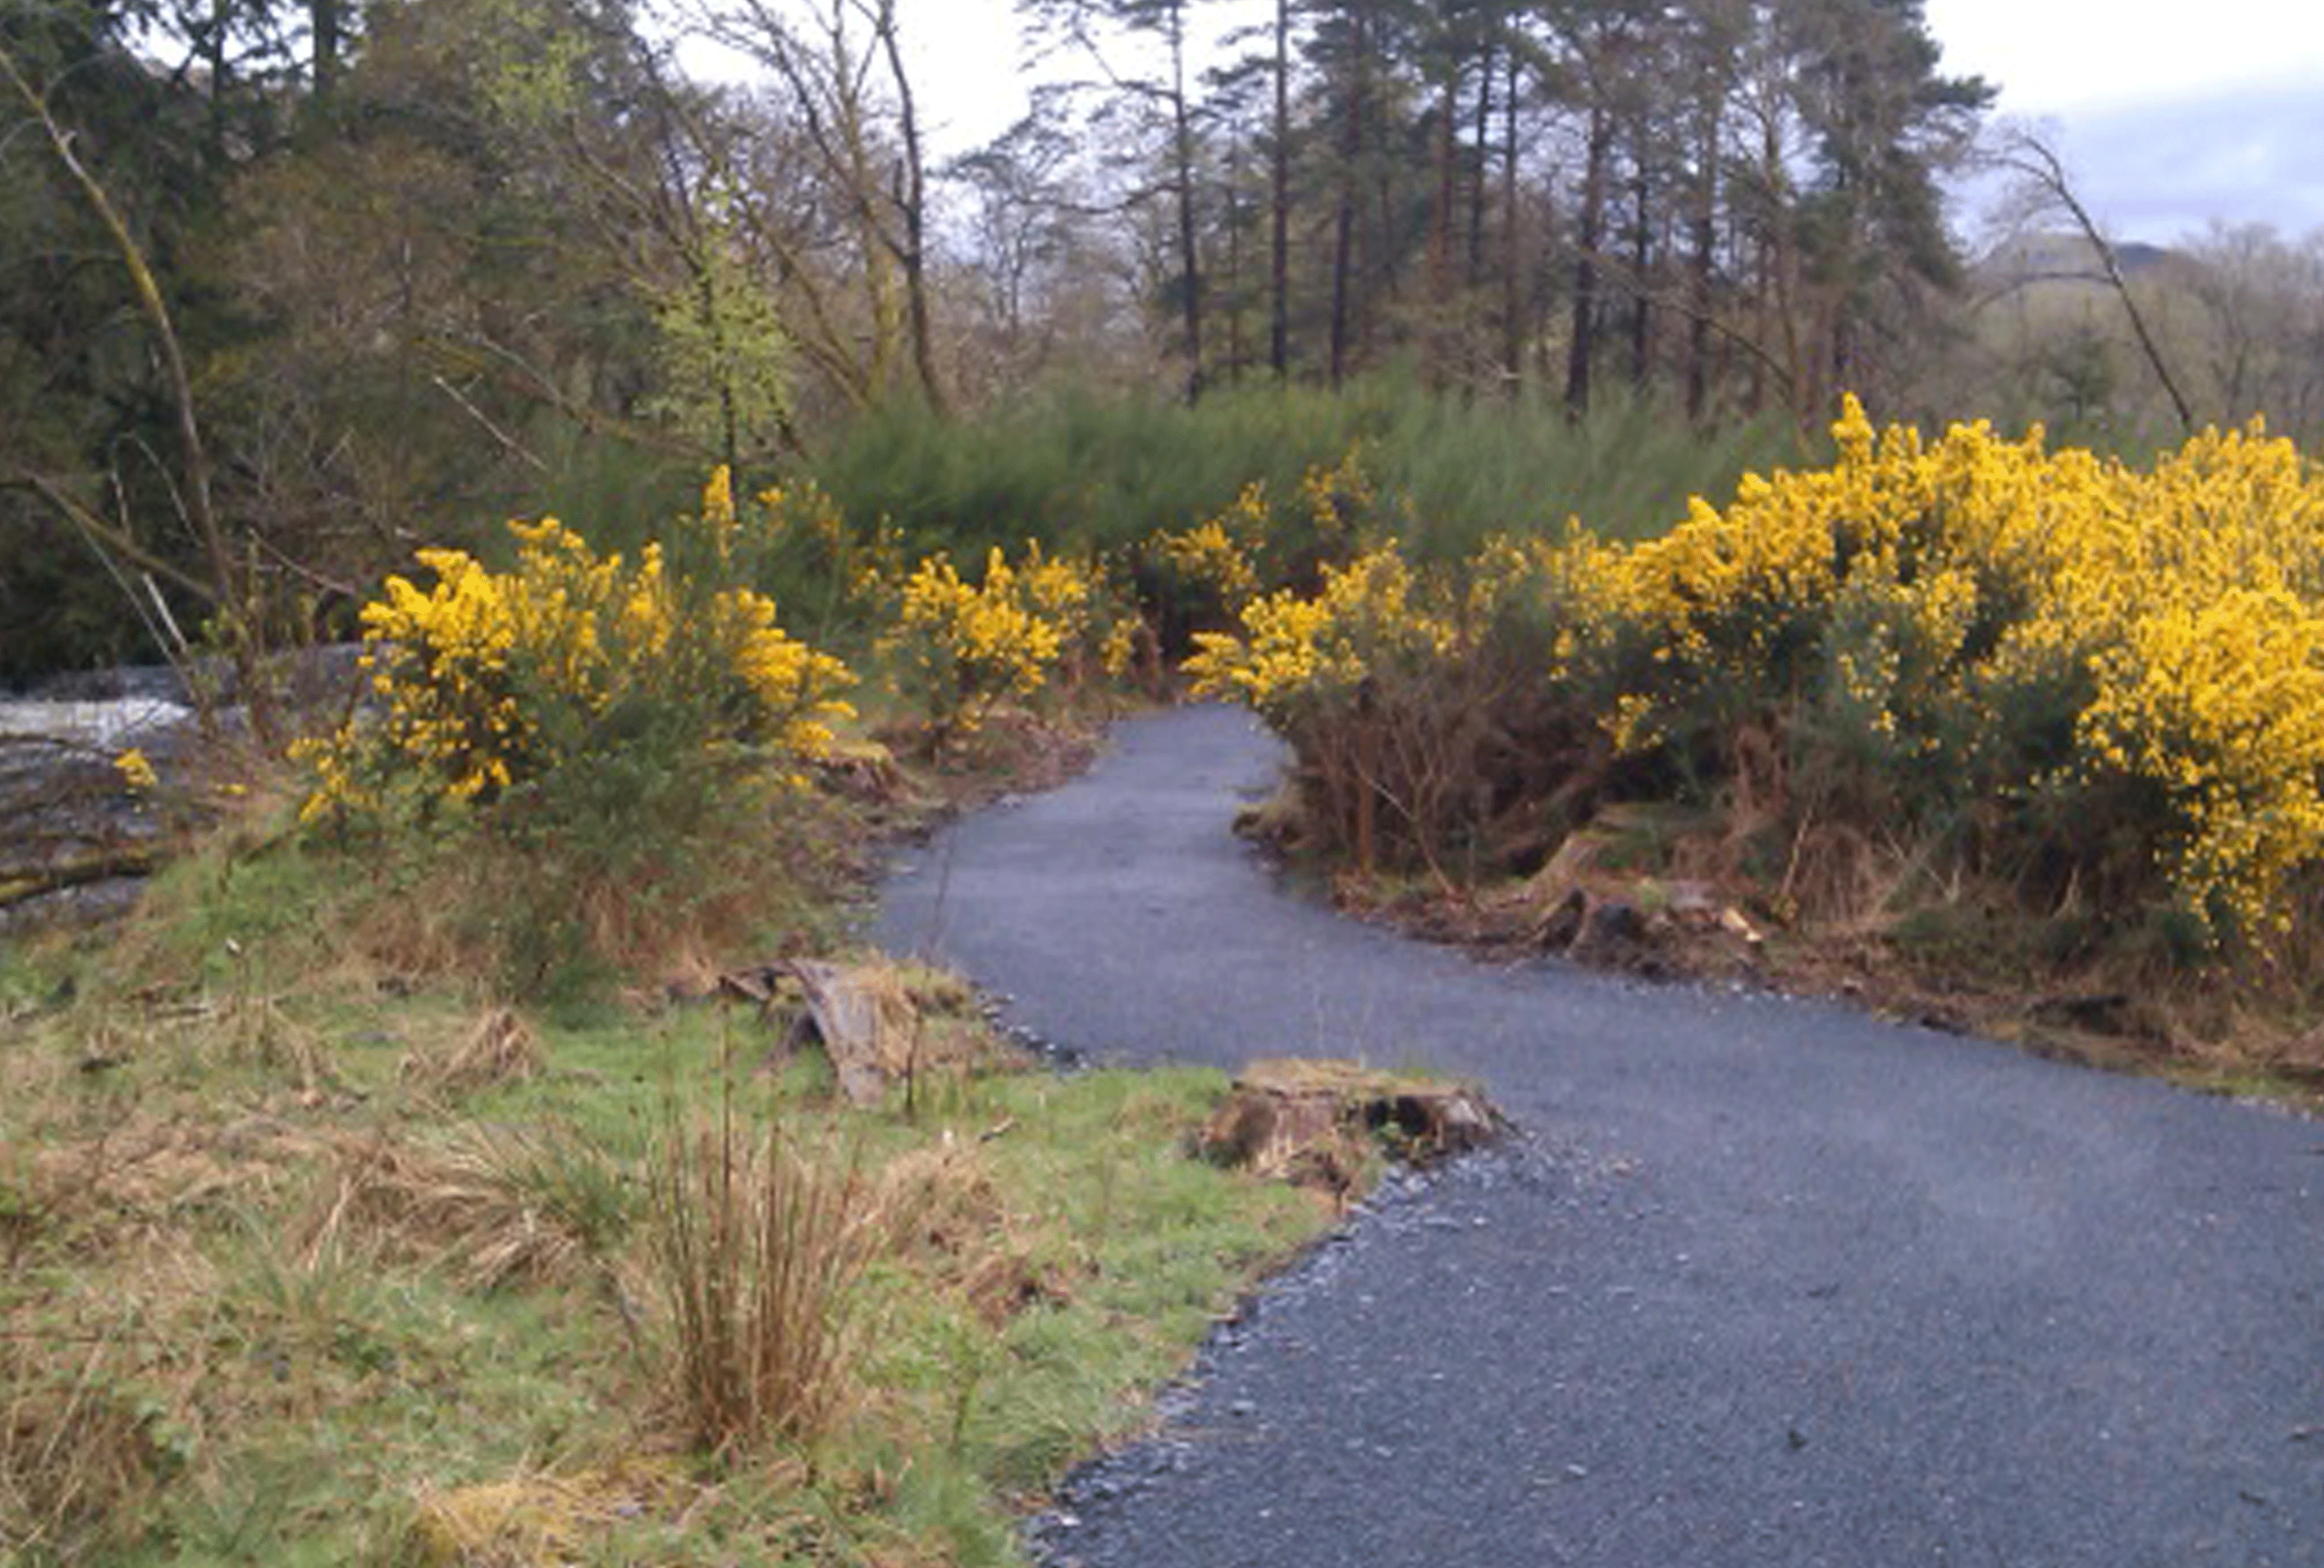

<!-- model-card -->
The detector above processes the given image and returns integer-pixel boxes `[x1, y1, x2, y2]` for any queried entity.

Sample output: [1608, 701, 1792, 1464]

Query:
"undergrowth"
[0, 477, 1322, 1563]
[812, 376, 1802, 573]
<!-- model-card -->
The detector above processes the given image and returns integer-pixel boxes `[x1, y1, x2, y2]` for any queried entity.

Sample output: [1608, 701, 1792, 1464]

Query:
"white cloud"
[898, 0, 1028, 154]
[2060, 85, 2324, 243]
[1923, 0, 2324, 115]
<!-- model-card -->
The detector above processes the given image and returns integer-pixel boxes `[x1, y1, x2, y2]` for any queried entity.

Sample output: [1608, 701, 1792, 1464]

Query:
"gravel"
[879, 703, 2324, 1568]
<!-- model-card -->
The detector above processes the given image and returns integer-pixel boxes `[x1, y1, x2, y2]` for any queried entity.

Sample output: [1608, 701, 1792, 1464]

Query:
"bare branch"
[1987, 125, 2195, 435]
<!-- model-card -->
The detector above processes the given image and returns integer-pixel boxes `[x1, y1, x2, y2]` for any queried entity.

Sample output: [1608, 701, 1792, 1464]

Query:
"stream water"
[0, 668, 214, 934]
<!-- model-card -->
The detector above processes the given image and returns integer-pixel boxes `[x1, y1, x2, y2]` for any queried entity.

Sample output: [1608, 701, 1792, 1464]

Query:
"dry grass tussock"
[645, 1104, 882, 1458]
[0, 1230, 223, 1564]
[15, 1110, 328, 1247]
[53, 981, 345, 1098]
[875, 1142, 1084, 1326]
[403, 1461, 693, 1568]
[294, 1120, 632, 1291]
[398, 1007, 543, 1098]
[2, 1334, 170, 1561]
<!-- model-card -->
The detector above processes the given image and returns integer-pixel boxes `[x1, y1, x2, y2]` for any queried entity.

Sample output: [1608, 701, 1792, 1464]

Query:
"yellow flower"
[1181, 398, 2324, 946]
[299, 477, 855, 823]
[881, 542, 1101, 743]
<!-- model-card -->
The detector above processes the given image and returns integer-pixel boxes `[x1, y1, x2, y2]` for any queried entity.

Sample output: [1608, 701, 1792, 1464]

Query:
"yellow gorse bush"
[299, 474, 854, 824]
[1153, 483, 1267, 612]
[1185, 545, 1451, 728]
[752, 473, 904, 616]
[1149, 448, 1391, 648]
[1298, 442, 1379, 543]
[1189, 398, 2324, 945]
[882, 542, 1110, 748]
[1157, 516, 1261, 606]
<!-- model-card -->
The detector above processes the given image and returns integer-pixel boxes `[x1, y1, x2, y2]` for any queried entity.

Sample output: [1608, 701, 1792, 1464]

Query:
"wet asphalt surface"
[875, 704, 2324, 1567]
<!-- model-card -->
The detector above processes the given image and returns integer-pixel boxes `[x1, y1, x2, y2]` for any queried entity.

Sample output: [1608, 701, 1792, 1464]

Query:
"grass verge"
[0, 953, 1341, 1565]
[0, 689, 1348, 1565]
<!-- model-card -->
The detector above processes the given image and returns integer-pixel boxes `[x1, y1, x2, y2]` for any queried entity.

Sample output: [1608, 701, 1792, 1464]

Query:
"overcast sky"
[871, 0, 2324, 250]
[1920, 0, 2324, 244]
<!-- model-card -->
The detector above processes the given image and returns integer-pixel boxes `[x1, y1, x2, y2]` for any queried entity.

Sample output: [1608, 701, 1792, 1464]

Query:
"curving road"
[877, 704, 2324, 1567]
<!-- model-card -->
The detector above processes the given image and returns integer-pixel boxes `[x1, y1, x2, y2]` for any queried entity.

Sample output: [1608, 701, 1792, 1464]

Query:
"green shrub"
[292, 473, 856, 997]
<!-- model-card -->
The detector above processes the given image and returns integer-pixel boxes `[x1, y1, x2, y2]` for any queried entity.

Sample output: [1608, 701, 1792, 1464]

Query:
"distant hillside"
[1975, 232, 2186, 293]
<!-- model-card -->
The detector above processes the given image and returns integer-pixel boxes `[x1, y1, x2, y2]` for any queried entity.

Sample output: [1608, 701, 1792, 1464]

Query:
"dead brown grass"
[1347, 784, 2324, 1101]
[21, 1112, 323, 1250]
[399, 1008, 542, 1098]
[404, 1461, 693, 1567]
[294, 1123, 629, 1291]
[1, 1334, 164, 1563]
[874, 1143, 1083, 1326]
[646, 1103, 881, 1457]
[0, 1227, 223, 1566]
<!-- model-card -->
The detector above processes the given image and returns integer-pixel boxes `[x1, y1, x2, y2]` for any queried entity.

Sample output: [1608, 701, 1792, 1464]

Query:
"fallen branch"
[0, 849, 160, 910]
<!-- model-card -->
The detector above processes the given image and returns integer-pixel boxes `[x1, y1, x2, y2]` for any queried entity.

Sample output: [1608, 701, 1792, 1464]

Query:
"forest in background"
[4, 0, 2322, 683]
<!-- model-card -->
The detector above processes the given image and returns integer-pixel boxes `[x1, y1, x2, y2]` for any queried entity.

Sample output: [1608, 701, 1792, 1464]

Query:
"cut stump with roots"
[716, 958, 1002, 1106]
[1201, 1059, 1504, 1195]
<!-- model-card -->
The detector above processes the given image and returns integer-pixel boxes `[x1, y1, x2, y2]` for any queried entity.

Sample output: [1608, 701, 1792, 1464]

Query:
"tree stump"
[1200, 1059, 1503, 1194]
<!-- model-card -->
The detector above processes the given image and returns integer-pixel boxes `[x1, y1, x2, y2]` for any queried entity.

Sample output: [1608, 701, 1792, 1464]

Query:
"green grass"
[0, 924, 1336, 1565]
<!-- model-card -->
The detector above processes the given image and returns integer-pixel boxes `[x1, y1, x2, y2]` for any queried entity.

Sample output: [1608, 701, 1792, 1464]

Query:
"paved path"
[877, 705, 2324, 1567]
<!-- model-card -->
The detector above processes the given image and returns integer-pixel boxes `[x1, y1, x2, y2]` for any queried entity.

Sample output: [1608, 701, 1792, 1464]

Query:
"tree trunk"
[1329, 8, 1369, 386]
[1428, 53, 1459, 385]
[312, 0, 341, 95]
[1628, 130, 1652, 392]
[1468, 31, 1494, 293]
[869, 0, 945, 415]
[1498, 48, 1522, 386]
[1270, 0, 1291, 378]
[1565, 99, 1611, 420]
[1167, 2, 1204, 403]
[1225, 142, 1246, 380]
[1685, 104, 1719, 421]
[1763, 108, 1805, 423]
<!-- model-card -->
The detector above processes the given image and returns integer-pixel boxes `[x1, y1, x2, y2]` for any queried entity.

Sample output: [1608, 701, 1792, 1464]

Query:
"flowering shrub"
[738, 473, 906, 635]
[300, 492, 852, 826]
[880, 544, 1112, 752]
[1189, 400, 2324, 951]
[1146, 448, 1388, 658]
[1298, 442, 1382, 546]
[1185, 546, 1484, 871]
[292, 473, 857, 992]
[1185, 546, 1450, 727]
[1153, 487, 1265, 613]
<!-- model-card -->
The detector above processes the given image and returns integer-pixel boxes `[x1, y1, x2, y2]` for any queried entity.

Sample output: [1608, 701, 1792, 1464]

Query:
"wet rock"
[1569, 896, 1649, 959]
